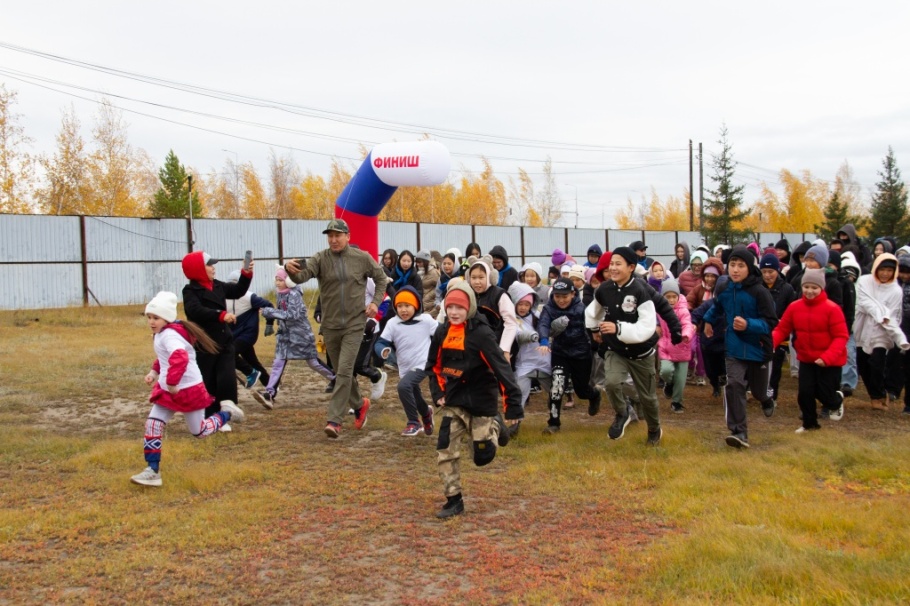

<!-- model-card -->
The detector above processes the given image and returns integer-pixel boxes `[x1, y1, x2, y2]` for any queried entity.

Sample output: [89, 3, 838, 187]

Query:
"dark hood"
[392, 284, 424, 315]
[675, 241, 691, 267]
[837, 224, 859, 246]
[489, 245, 510, 266]
[181, 251, 213, 290]
[587, 243, 603, 257]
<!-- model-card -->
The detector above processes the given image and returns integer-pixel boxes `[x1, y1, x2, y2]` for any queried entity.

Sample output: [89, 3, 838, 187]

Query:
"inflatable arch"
[334, 141, 450, 259]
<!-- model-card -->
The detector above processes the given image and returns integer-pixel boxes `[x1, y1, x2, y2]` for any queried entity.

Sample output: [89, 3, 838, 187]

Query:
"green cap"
[322, 218, 350, 234]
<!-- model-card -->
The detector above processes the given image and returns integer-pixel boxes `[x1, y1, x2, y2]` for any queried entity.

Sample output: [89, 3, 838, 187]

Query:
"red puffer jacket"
[771, 290, 848, 367]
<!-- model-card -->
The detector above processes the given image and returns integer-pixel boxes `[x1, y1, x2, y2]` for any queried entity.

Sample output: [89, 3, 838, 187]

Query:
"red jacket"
[772, 291, 848, 367]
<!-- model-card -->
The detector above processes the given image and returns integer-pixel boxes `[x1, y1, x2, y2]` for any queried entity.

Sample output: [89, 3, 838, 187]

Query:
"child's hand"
[144, 371, 158, 386]
[733, 316, 747, 331]
[223, 313, 237, 324]
[167, 384, 179, 395]
[380, 347, 391, 359]
[704, 323, 714, 338]
[537, 345, 550, 354]
[655, 325, 662, 336]
[815, 358, 826, 367]
[436, 397, 446, 407]
[599, 321, 617, 335]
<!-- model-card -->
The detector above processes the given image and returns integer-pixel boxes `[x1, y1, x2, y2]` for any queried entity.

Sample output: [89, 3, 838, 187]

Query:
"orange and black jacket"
[426, 317, 523, 420]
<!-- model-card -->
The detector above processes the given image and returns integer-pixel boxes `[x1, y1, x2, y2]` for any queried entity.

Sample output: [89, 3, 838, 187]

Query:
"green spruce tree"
[814, 190, 866, 242]
[868, 147, 909, 242]
[149, 150, 201, 218]
[700, 125, 751, 247]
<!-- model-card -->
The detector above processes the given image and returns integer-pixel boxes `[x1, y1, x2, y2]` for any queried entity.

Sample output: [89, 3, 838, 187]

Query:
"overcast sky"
[4, 1, 909, 226]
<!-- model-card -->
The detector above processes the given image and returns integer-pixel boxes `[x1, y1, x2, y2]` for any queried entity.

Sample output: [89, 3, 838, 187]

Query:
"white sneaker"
[795, 426, 807, 434]
[130, 467, 162, 487]
[220, 400, 245, 423]
[696, 376, 706, 386]
[219, 423, 233, 433]
[830, 392, 845, 421]
[370, 370, 388, 400]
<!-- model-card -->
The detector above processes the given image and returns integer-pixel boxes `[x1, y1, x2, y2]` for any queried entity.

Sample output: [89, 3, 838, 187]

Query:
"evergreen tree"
[868, 147, 909, 242]
[700, 125, 751, 247]
[814, 190, 866, 242]
[150, 150, 201, 218]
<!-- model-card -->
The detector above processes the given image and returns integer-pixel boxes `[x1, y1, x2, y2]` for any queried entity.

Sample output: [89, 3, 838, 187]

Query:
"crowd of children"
[133, 223, 910, 518]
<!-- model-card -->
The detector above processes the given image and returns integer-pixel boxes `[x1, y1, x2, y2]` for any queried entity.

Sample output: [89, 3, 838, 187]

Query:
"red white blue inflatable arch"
[334, 141, 450, 259]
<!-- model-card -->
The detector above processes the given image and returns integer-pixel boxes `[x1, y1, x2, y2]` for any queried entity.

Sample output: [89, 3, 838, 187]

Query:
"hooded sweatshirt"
[469, 259, 518, 354]
[181, 251, 252, 345]
[508, 281, 551, 377]
[837, 223, 872, 271]
[489, 245, 519, 291]
[584, 244, 603, 268]
[853, 253, 909, 353]
[669, 241, 691, 278]
[426, 281, 523, 420]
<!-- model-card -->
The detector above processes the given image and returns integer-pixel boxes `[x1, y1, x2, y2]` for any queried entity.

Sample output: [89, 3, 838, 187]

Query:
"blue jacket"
[538, 292, 591, 358]
[703, 273, 777, 362]
[229, 293, 274, 345]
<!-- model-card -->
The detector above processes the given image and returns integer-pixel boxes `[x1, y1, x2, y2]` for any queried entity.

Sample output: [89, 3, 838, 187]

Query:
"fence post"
[416, 222, 421, 252]
[277, 218, 284, 264]
[186, 218, 193, 253]
[564, 227, 569, 257]
[520, 226, 526, 266]
[605, 229, 610, 252]
[79, 215, 89, 307]
[471, 224, 476, 248]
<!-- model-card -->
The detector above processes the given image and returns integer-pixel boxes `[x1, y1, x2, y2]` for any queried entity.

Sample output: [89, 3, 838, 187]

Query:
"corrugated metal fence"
[0, 214, 817, 310]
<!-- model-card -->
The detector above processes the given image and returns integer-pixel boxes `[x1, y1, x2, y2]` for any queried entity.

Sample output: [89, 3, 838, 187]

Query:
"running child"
[657, 277, 695, 413]
[131, 292, 245, 487]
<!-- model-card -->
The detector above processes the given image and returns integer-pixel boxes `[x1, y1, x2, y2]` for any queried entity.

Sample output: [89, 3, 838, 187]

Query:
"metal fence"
[0, 214, 817, 310]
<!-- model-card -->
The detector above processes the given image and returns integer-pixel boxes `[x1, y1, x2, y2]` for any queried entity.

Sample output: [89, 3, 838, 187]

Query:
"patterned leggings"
[142, 404, 228, 472]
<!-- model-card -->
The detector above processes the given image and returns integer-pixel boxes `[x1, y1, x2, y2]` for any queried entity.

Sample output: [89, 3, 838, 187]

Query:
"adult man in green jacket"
[285, 219, 389, 438]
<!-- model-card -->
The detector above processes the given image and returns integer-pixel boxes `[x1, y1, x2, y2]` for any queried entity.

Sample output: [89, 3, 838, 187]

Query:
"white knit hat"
[145, 291, 178, 323]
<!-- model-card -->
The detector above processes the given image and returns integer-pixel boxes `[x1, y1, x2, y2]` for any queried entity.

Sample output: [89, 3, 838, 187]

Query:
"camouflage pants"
[436, 406, 501, 498]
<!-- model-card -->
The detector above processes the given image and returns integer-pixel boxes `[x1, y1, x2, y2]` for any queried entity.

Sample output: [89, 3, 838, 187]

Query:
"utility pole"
[187, 175, 195, 251]
[689, 140, 694, 231]
[698, 142, 704, 230]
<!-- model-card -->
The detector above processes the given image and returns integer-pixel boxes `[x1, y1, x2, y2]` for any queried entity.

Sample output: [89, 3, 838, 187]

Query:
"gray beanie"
[802, 268, 826, 289]
[662, 277, 681, 296]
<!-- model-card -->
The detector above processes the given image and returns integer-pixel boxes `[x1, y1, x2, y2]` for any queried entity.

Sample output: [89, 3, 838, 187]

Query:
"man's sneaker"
[796, 425, 821, 433]
[220, 400, 245, 423]
[324, 379, 335, 394]
[588, 391, 601, 416]
[245, 369, 261, 389]
[663, 382, 674, 398]
[437, 494, 464, 519]
[608, 413, 631, 440]
[696, 376, 706, 386]
[725, 433, 750, 449]
[542, 424, 561, 435]
[529, 384, 542, 394]
[324, 422, 341, 438]
[401, 423, 424, 437]
[829, 392, 845, 421]
[495, 414, 511, 446]
[646, 427, 662, 446]
[252, 389, 273, 410]
[370, 371, 388, 400]
[761, 399, 776, 418]
[670, 402, 684, 414]
[841, 385, 853, 398]
[130, 467, 162, 487]
[627, 402, 639, 422]
[719, 374, 727, 386]
[354, 398, 370, 429]
[219, 423, 232, 433]
[422, 413, 434, 436]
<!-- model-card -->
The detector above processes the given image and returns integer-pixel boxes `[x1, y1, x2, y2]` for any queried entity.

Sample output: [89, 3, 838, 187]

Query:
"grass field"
[1, 305, 909, 605]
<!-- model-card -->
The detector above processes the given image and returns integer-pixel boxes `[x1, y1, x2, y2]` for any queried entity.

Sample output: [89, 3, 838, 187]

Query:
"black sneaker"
[841, 385, 853, 398]
[541, 425, 561, 435]
[646, 427, 662, 446]
[495, 414, 510, 447]
[608, 413, 631, 440]
[324, 380, 335, 394]
[820, 408, 831, 419]
[762, 399, 776, 418]
[719, 374, 727, 386]
[712, 387, 721, 398]
[508, 421, 521, 438]
[436, 494, 465, 519]
[725, 433, 750, 449]
[663, 382, 674, 399]
[588, 391, 601, 417]
[670, 402, 684, 414]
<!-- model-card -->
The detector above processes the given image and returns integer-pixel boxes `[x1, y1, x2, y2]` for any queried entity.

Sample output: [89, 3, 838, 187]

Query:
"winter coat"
[539, 292, 592, 358]
[657, 296, 695, 362]
[286, 244, 388, 331]
[260, 286, 318, 360]
[426, 296, 523, 420]
[901, 277, 910, 339]
[765, 275, 797, 320]
[677, 267, 700, 297]
[388, 263, 424, 300]
[703, 270, 778, 363]
[789, 266, 843, 306]
[690, 298, 726, 353]
[853, 253, 908, 353]
[489, 245, 519, 291]
[837, 223, 872, 272]
[420, 263, 440, 317]
[772, 290, 848, 367]
[181, 253, 252, 346]
[149, 322, 213, 413]
[584, 244, 603, 268]
[685, 257, 723, 310]
[586, 275, 659, 359]
[839, 274, 856, 333]
[470, 259, 518, 353]
[669, 241, 691, 278]
[227, 292, 274, 345]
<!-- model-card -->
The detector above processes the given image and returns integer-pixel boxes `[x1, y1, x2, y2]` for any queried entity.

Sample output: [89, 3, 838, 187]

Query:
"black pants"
[797, 363, 842, 429]
[355, 329, 381, 383]
[885, 347, 903, 397]
[769, 346, 788, 400]
[702, 348, 726, 389]
[857, 347, 887, 400]
[234, 340, 270, 387]
[198, 342, 238, 417]
[548, 352, 597, 427]
[903, 352, 910, 408]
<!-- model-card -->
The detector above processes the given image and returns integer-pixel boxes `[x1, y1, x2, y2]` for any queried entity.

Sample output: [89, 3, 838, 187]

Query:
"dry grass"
[1, 305, 909, 604]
